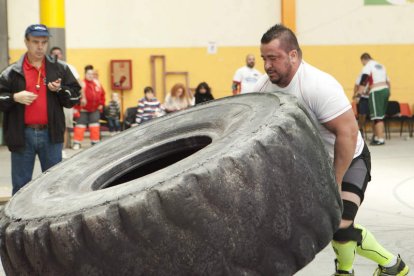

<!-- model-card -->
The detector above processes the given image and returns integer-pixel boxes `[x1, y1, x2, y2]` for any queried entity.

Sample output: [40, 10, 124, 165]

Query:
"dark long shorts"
[342, 143, 371, 203]
[77, 110, 100, 126]
[357, 97, 369, 116]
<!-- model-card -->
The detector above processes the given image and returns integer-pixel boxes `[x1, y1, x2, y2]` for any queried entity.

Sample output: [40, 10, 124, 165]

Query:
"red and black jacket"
[0, 54, 81, 152]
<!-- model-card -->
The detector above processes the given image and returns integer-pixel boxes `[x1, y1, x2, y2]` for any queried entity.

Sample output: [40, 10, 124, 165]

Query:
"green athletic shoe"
[333, 270, 355, 276]
[373, 255, 409, 276]
[332, 259, 355, 276]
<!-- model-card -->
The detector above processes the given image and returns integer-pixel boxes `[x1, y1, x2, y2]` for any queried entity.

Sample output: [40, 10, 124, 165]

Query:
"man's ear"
[289, 50, 298, 62]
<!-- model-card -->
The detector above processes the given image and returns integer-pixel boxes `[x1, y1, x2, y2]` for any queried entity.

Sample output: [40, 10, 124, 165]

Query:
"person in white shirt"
[254, 24, 408, 276]
[352, 73, 370, 139]
[50, 46, 82, 158]
[356, 53, 390, 146]
[232, 54, 262, 94]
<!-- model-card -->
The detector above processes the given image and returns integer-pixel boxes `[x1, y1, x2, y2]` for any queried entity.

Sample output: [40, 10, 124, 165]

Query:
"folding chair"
[123, 107, 138, 130]
[399, 103, 413, 137]
[384, 101, 400, 140]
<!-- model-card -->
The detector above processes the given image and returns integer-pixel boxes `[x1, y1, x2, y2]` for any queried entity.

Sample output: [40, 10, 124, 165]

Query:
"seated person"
[164, 83, 194, 112]
[136, 86, 164, 124]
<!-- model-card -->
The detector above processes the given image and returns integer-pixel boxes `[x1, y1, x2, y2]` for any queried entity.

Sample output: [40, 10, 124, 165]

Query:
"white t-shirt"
[254, 61, 364, 159]
[233, 66, 262, 94]
[360, 60, 388, 92]
[57, 59, 80, 80]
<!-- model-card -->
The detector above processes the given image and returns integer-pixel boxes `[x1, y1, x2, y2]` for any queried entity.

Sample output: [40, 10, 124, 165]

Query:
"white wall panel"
[8, 0, 40, 48]
[297, 0, 414, 45]
[9, 0, 414, 49]
[8, 0, 280, 49]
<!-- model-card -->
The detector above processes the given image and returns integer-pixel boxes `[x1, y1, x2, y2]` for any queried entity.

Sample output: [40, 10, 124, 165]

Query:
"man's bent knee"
[334, 200, 362, 243]
[333, 224, 362, 244]
[342, 200, 359, 220]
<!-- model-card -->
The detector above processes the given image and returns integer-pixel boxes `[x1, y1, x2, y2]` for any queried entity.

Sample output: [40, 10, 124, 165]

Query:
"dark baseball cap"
[25, 24, 51, 37]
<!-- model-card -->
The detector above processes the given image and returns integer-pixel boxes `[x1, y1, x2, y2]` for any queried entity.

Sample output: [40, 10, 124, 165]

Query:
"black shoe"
[370, 139, 385, 146]
[332, 259, 355, 276]
[333, 270, 354, 276]
[374, 255, 409, 275]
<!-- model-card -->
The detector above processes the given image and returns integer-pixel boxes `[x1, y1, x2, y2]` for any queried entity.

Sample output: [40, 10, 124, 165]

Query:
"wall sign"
[110, 60, 132, 91]
[365, 0, 414, 5]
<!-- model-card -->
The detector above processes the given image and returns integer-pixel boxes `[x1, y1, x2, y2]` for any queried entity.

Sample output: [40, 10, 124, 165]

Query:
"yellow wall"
[302, 44, 414, 106]
[10, 44, 414, 114]
[10, 47, 263, 111]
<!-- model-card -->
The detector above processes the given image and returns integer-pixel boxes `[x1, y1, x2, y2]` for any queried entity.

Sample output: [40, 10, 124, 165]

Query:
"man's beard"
[267, 62, 292, 87]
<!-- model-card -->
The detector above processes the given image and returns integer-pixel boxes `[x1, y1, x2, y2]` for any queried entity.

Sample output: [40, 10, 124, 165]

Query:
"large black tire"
[0, 93, 341, 275]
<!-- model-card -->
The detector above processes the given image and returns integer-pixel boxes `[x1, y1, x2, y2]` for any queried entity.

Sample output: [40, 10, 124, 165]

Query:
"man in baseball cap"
[0, 24, 81, 194]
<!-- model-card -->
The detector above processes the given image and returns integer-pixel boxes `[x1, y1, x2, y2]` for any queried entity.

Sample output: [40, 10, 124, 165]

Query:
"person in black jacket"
[0, 24, 81, 194]
[194, 82, 214, 105]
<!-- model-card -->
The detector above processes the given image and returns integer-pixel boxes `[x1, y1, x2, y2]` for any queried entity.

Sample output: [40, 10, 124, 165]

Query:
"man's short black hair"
[144, 86, 154, 94]
[84, 64, 94, 73]
[360, 53, 372, 61]
[261, 24, 302, 58]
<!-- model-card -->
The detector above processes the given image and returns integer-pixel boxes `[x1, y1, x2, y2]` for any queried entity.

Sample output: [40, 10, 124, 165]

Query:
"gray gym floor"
[0, 133, 413, 275]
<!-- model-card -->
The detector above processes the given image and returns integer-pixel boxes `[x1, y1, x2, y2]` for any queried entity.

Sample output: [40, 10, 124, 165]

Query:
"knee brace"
[342, 200, 359, 221]
[333, 224, 362, 244]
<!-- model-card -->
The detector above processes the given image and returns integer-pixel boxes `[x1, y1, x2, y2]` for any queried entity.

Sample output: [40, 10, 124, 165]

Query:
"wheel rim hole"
[95, 136, 212, 190]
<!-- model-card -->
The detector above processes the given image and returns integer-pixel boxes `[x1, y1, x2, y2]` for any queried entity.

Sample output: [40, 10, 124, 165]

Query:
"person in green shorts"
[357, 53, 390, 145]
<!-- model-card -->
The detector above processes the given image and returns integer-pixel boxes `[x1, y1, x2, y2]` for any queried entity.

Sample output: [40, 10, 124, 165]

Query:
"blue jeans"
[11, 128, 63, 195]
[107, 117, 121, 132]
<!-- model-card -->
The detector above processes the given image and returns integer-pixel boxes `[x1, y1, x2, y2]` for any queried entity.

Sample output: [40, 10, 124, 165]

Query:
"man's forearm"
[333, 134, 357, 188]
